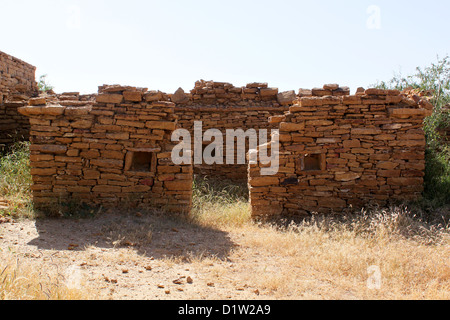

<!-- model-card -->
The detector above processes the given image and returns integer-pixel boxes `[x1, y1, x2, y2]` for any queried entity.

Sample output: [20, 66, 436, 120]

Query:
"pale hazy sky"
[1, 0, 449, 94]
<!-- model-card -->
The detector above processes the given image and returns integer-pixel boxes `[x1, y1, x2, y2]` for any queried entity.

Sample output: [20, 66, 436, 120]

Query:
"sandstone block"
[96, 94, 123, 104]
[171, 88, 189, 104]
[106, 132, 130, 140]
[312, 88, 332, 96]
[280, 122, 305, 132]
[91, 159, 123, 169]
[365, 88, 387, 95]
[323, 84, 339, 90]
[123, 91, 143, 102]
[343, 140, 361, 148]
[352, 128, 382, 135]
[93, 185, 121, 193]
[30, 168, 57, 176]
[260, 88, 279, 97]
[71, 119, 93, 129]
[335, 172, 361, 181]
[145, 121, 176, 131]
[377, 162, 399, 170]
[277, 91, 297, 106]
[165, 180, 192, 191]
[249, 177, 279, 187]
[29, 97, 46, 106]
[31, 144, 68, 154]
[306, 120, 334, 126]
[122, 185, 151, 193]
[247, 82, 268, 89]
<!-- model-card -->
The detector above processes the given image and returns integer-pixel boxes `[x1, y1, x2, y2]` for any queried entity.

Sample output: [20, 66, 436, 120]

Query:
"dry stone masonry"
[3, 50, 436, 216]
[18, 85, 192, 213]
[249, 85, 433, 216]
[175, 80, 291, 181]
[0, 50, 38, 146]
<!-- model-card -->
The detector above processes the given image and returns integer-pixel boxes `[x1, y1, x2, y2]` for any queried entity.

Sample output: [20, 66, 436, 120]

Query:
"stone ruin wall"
[0, 50, 38, 147]
[3, 47, 433, 216]
[174, 80, 293, 181]
[249, 86, 433, 216]
[18, 85, 192, 213]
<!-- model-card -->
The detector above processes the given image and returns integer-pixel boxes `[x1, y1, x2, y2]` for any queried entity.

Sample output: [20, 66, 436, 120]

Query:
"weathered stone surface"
[335, 172, 361, 182]
[171, 88, 189, 104]
[388, 108, 430, 117]
[12, 76, 427, 218]
[260, 88, 279, 97]
[91, 159, 123, 168]
[277, 91, 297, 106]
[145, 121, 176, 131]
[123, 91, 143, 102]
[96, 94, 123, 104]
[29, 97, 46, 106]
[249, 86, 426, 217]
[249, 177, 279, 187]
[323, 84, 339, 90]
[165, 181, 192, 191]
[280, 122, 305, 132]
[18, 105, 65, 116]
[31, 144, 68, 154]
[71, 119, 93, 129]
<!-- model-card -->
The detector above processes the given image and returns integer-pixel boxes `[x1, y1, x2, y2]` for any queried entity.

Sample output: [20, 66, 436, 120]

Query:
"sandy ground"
[0, 211, 317, 300]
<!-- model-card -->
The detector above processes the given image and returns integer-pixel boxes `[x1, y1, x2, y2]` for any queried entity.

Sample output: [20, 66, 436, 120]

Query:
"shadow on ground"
[28, 209, 237, 261]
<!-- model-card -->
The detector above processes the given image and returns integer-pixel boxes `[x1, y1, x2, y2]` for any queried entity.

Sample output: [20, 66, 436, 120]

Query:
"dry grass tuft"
[189, 176, 251, 228]
[0, 142, 34, 219]
[237, 206, 449, 299]
[101, 215, 154, 248]
[188, 177, 449, 300]
[0, 257, 92, 300]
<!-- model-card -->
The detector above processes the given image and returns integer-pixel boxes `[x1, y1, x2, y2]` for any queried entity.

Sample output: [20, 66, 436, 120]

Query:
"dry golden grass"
[238, 222, 449, 299]
[190, 176, 251, 228]
[220, 207, 449, 300]
[188, 178, 450, 299]
[0, 257, 92, 300]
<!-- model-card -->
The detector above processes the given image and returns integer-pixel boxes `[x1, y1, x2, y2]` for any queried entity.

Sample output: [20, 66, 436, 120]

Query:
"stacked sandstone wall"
[0, 50, 38, 146]
[18, 85, 192, 213]
[174, 80, 293, 181]
[249, 85, 433, 216]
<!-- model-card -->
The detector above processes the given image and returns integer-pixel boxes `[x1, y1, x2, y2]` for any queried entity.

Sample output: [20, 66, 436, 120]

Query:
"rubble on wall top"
[98, 84, 148, 94]
[15, 81, 436, 114]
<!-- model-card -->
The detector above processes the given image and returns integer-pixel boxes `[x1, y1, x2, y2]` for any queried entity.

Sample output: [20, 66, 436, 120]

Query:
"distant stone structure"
[0, 50, 38, 146]
[175, 80, 290, 181]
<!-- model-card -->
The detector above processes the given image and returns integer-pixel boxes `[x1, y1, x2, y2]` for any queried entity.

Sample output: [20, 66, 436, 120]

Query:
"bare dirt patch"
[0, 211, 267, 300]
[1, 209, 448, 300]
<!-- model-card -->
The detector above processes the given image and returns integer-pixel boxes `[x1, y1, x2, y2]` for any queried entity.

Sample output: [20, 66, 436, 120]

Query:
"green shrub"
[0, 142, 33, 218]
[37, 74, 54, 93]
